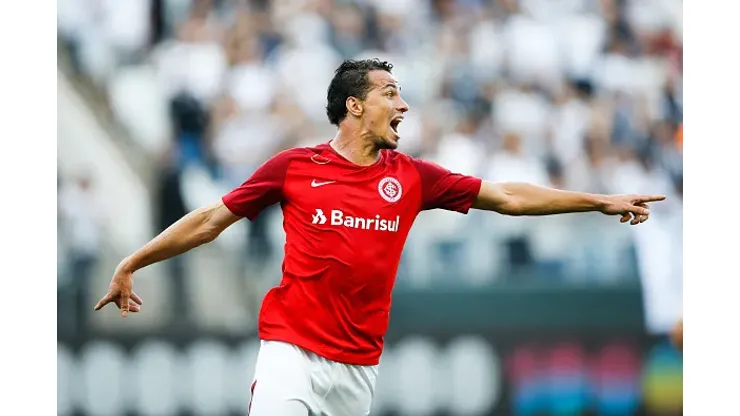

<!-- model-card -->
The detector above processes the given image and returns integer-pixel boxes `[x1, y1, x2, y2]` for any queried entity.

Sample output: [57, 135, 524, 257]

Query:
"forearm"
[119, 206, 220, 274]
[474, 182, 608, 216]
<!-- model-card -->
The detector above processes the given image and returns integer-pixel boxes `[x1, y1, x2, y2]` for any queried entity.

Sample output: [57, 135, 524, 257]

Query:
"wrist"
[118, 257, 137, 275]
[591, 194, 610, 212]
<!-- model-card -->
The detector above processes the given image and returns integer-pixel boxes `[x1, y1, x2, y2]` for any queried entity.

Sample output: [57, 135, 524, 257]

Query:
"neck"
[331, 124, 381, 166]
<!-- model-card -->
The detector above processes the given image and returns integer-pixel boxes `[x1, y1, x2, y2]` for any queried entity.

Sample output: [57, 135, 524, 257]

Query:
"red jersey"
[222, 143, 482, 365]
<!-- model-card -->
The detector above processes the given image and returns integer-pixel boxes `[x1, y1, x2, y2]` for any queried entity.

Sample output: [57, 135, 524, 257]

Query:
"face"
[354, 70, 409, 150]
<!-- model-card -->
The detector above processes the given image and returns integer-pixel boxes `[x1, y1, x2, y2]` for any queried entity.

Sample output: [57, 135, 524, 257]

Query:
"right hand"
[93, 263, 143, 317]
[599, 194, 666, 225]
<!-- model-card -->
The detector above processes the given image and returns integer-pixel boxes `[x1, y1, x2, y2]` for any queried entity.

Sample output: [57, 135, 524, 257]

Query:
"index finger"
[634, 195, 666, 203]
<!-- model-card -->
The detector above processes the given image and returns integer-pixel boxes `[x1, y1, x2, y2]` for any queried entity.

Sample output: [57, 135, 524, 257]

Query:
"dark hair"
[326, 59, 394, 126]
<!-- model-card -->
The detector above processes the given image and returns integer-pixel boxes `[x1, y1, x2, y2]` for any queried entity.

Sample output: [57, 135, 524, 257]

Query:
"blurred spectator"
[484, 131, 550, 271]
[485, 131, 549, 186]
[493, 84, 552, 158]
[566, 133, 615, 195]
[58, 0, 151, 84]
[169, 92, 211, 169]
[152, 7, 227, 107]
[330, 2, 368, 58]
[59, 174, 105, 335]
[549, 80, 594, 166]
[154, 155, 192, 324]
[503, 4, 564, 89]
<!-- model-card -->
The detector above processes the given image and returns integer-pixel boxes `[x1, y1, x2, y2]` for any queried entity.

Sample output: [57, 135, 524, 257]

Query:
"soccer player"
[94, 59, 665, 416]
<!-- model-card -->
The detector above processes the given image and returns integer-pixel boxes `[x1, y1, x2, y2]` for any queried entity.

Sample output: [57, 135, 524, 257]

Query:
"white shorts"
[248, 340, 379, 416]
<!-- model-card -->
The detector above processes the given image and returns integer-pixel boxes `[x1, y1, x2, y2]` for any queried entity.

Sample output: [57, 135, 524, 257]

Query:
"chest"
[283, 160, 421, 221]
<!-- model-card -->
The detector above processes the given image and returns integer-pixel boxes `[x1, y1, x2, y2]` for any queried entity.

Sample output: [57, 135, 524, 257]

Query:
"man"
[94, 59, 665, 416]
[59, 174, 104, 336]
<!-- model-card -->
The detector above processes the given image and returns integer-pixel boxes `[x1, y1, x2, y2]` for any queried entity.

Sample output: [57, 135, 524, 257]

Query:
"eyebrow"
[381, 83, 401, 91]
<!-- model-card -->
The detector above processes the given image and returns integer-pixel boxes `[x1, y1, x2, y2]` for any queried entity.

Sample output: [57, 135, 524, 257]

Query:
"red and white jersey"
[222, 143, 482, 365]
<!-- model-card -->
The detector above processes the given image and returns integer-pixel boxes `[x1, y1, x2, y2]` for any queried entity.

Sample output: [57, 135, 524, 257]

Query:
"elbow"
[199, 230, 219, 245]
[482, 199, 523, 216]
[496, 194, 525, 216]
[496, 183, 539, 216]
[477, 184, 525, 216]
[500, 202, 524, 216]
[489, 183, 523, 216]
[196, 225, 221, 245]
[192, 207, 222, 245]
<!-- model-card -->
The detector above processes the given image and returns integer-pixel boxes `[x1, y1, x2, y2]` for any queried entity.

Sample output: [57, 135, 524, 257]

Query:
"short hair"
[326, 59, 394, 126]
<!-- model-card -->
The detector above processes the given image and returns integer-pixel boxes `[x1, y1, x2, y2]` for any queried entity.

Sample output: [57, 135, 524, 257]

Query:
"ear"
[346, 96, 363, 118]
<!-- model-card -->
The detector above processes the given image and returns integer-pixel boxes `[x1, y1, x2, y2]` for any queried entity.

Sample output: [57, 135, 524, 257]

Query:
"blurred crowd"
[57, 0, 683, 289]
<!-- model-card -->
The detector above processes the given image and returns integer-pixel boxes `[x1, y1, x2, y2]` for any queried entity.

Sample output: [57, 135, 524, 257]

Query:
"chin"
[375, 135, 399, 150]
[385, 137, 399, 149]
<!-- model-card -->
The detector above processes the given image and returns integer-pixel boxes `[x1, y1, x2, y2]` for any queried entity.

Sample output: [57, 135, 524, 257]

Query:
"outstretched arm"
[94, 148, 298, 317]
[119, 200, 240, 274]
[472, 181, 665, 224]
[94, 200, 242, 316]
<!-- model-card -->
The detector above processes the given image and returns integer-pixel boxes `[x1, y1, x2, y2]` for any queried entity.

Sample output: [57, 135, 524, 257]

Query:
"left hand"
[93, 262, 143, 318]
[600, 194, 666, 225]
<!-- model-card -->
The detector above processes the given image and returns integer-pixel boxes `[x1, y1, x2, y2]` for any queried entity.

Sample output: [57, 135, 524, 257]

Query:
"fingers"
[635, 203, 649, 225]
[628, 204, 650, 216]
[130, 292, 144, 306]
[127, 301, 141, 313]
[94, 293, 114, 311]
[95, 294, 141, 314]
[113, 299, 142, 313]
[93, 285, 142, 316]
[620, 203, 650, 225]
[120, 292, 131, 317]
[623, 212, 643, 225]
[634, 194, 666, 203]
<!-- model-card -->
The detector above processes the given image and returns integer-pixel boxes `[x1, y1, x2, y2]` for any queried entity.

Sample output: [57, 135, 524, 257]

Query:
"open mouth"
[390, 116, 403, 136]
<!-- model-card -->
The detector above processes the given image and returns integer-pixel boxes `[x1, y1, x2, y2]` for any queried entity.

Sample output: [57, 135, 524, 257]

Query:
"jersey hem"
[259, 332, 382, 366]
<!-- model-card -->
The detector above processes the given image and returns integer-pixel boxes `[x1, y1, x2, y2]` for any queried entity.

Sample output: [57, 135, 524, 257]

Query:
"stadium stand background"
[57, 0, 683, 415]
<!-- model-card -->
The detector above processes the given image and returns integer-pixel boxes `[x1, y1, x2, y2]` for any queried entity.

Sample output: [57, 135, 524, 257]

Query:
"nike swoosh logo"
[311, 180, 336, 188]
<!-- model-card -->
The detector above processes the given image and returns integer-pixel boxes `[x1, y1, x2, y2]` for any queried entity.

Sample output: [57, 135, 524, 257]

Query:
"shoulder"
[271, 146, 317, 161]
[263, 146, 324, 169]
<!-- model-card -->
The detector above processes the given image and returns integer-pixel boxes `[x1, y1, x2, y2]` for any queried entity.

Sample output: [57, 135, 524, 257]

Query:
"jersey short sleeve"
[411, 157, 483, 213]
[222, 149, 296, 221]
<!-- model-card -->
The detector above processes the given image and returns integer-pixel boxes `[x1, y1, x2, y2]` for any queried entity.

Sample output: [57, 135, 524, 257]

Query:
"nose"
[397, 97, 409, 113]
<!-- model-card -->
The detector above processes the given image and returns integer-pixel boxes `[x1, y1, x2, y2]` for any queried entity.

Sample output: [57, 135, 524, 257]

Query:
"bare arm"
[472, 182, 607, 215]
[94, 200, 242, 316]
[472, 181, 665, 223]
[119, 200, 241, 274]
[96, 148, 295, 317]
